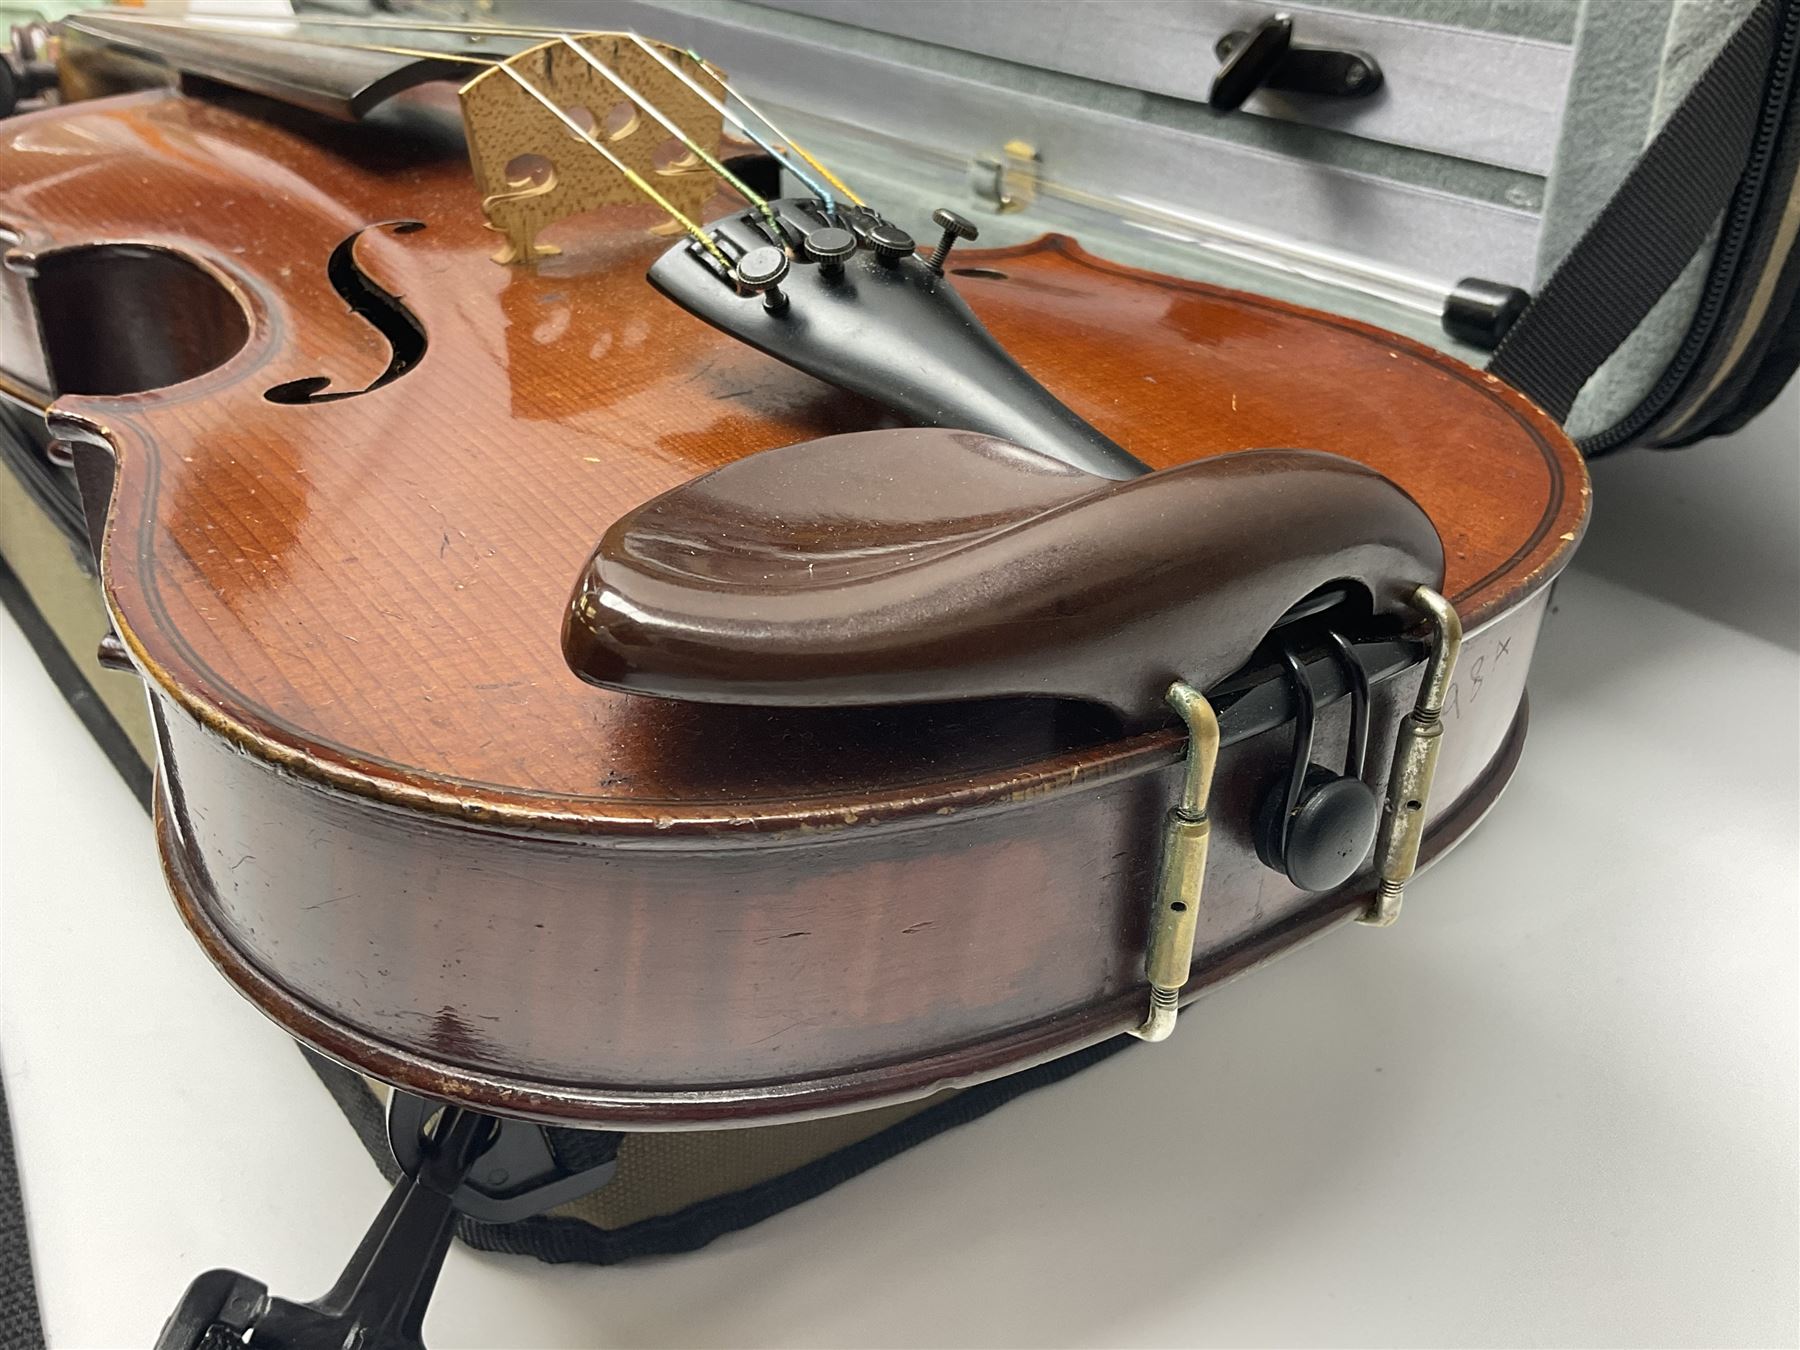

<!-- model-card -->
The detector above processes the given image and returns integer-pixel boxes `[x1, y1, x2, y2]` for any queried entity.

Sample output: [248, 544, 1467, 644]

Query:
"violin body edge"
[150, 590, 1551, 1127]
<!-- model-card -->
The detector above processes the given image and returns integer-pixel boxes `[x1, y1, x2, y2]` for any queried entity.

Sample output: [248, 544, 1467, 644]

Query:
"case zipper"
[1580, 0, 1800, 456]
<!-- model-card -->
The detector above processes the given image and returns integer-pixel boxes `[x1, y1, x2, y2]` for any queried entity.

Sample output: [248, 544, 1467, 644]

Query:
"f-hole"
[264, 220, 429, 405]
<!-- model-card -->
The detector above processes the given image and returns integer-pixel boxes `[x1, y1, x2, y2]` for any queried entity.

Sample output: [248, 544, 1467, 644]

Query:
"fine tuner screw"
[804, 225, 857, 277]
[927, 208, 978, 272]
[734, 245, 790, 313]
[867, 220, 916, 266]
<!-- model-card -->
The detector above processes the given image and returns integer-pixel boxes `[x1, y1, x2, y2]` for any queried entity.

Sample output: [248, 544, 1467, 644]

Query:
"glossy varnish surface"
[0, 85, 1588, 1120]
[0, 87, 1586, 826]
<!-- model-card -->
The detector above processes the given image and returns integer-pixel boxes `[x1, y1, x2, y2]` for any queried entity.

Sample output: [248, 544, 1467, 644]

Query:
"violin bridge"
[459, 34, 725, 265]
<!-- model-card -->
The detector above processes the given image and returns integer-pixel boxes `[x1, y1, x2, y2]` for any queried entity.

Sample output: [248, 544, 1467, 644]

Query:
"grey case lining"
[522, 0, 1760, 438]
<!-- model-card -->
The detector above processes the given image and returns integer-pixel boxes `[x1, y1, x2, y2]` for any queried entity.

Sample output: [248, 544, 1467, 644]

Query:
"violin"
[0, 7, 1585, 1331]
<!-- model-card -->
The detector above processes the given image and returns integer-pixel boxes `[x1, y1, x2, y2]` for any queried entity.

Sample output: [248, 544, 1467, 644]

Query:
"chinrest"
[564, 428, 1445, 725]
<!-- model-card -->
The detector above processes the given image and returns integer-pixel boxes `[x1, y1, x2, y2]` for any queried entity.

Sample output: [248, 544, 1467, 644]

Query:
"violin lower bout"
[154, 597, 1544, 1129]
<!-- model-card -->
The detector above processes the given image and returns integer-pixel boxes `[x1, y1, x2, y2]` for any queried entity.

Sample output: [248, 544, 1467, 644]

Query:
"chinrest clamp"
[1361, 587, 1463, 927]
[1130, 681, 1221, 1043]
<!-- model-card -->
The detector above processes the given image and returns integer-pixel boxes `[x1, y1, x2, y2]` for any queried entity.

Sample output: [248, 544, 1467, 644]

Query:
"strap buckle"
[154, 1100, 618, 1350]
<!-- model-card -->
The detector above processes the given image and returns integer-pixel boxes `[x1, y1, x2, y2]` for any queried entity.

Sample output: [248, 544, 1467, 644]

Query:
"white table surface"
[4, 475, 1798, 1346]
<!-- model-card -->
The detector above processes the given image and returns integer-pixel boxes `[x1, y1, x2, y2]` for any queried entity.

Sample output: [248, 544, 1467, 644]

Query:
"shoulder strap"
[1489, 0, 1785, 423]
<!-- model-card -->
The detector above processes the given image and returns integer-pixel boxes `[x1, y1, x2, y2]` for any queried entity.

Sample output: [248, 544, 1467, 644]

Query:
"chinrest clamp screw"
[1131, 681, 1220, 1042]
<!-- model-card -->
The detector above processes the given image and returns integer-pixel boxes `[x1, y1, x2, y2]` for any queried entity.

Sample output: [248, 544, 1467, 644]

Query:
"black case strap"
[1489, 0, 1785, 423]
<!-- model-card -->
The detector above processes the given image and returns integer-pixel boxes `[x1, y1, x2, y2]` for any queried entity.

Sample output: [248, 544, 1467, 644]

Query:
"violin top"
[1, 84, 1586, 834]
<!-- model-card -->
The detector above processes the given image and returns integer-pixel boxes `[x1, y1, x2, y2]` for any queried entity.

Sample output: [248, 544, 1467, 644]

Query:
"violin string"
[177, 12, 568, 39]
[684, 51, 866, 209]
[81, 12, 756, 259]
[100, 8, 862, 215]
[0, 370, 50, 414]
[554, 36, 784, 238]
[343, 35, 781, 244]
[305, 37, 487, 64]
[76, 7, 557, 47]
[625, 34, 827, 211]
[495, 63, 733, 268]
[86, 11, 856, 244]
[364, 37, 759, 260]
[624, 34, 850, 214]
[68, 13, 497, 65]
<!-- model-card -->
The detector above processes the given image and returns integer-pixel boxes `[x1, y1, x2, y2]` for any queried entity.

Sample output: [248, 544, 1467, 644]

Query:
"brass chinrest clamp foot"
[1131, 681, 1220, 1042]
[1361, 586, 1462, 927]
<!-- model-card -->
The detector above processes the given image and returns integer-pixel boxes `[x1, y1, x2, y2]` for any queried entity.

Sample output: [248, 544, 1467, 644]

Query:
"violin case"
[1, 0, 1795, 1270]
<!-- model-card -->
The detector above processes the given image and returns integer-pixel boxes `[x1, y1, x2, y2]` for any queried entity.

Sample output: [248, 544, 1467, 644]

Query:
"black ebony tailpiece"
[647, 196, 1149, 480]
